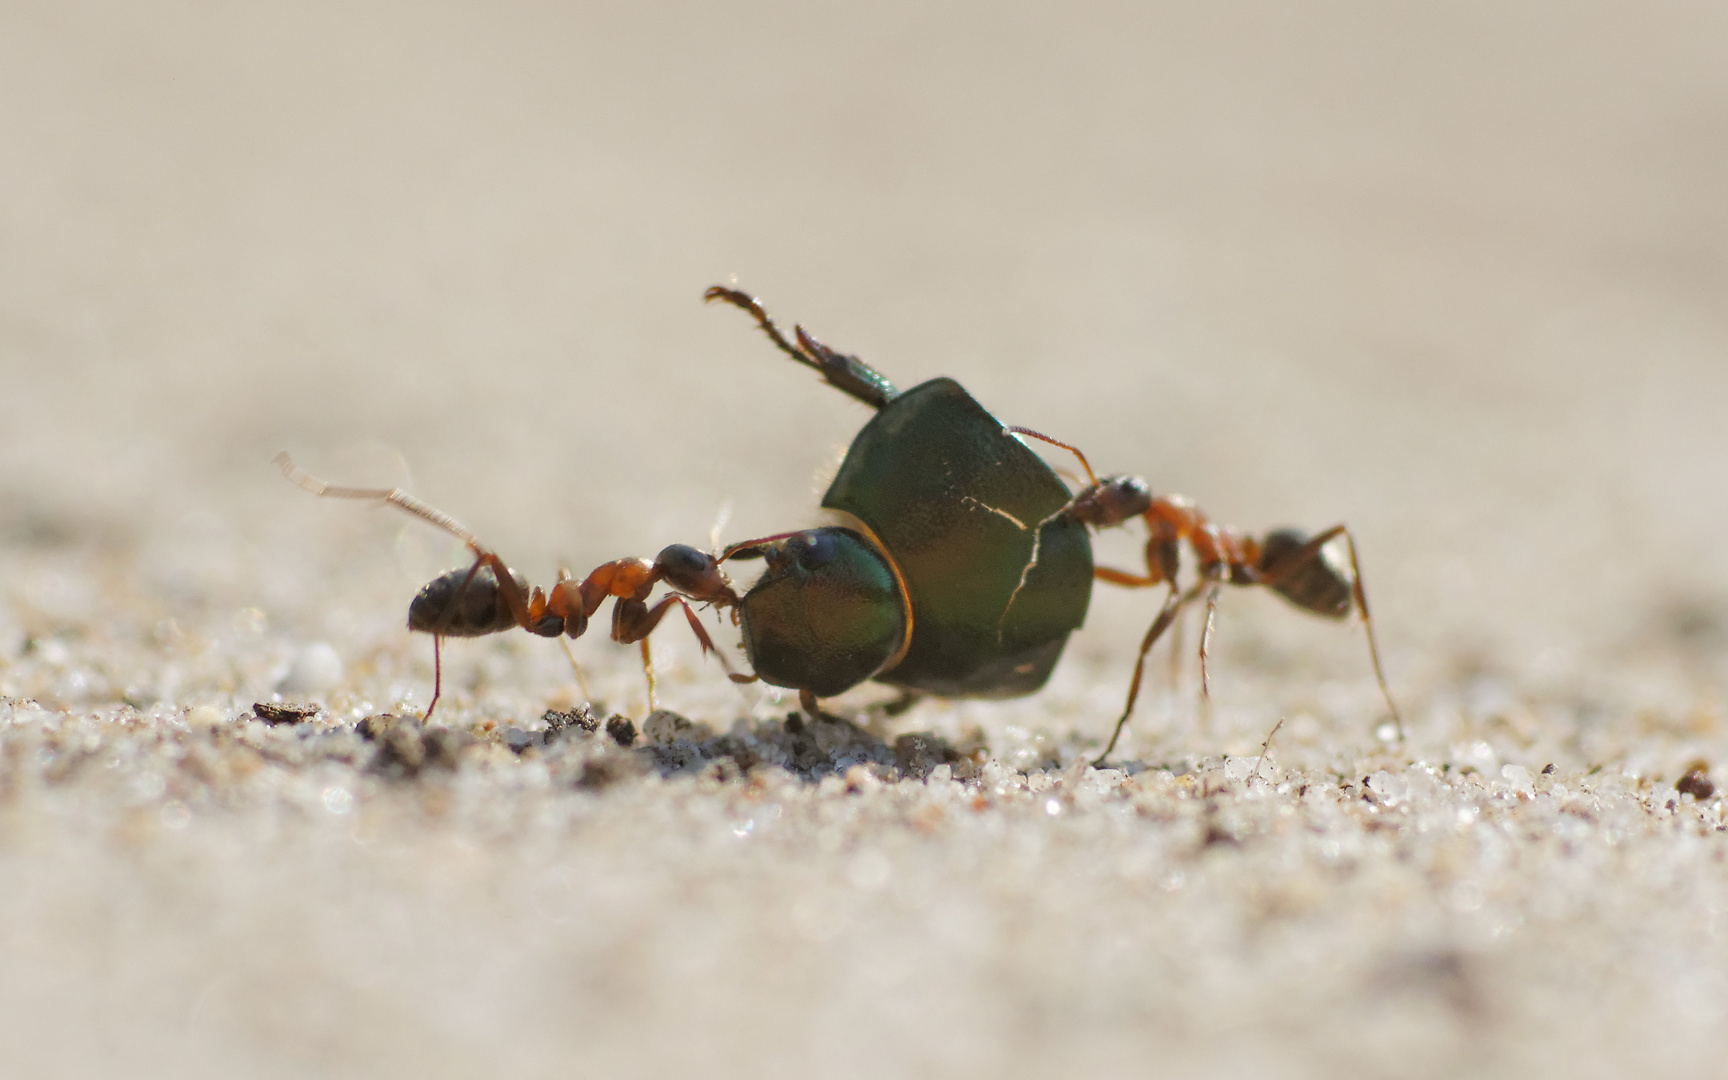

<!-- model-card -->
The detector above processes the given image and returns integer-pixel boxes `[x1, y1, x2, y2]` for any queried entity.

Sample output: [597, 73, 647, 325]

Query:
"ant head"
[1064, 475, 1152, 527]
[653, 544, 738, 605]
[1257, 529, 1353, 620]
[734, 528, 907, 697]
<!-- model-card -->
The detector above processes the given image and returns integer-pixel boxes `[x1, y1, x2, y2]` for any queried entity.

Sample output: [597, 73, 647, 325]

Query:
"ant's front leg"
[1093, 582, 1184, 766]
[1090, 528, 1193, 766]
[611, 591, 749, 712]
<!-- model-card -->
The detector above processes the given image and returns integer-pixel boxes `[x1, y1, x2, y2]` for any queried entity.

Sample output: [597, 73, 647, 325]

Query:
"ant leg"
[1168, 604, 1184, 690]
[278, 452, 545, 633]
[704, 286, 898, 408]
[1300, 525, 1403, 739]
[1093, 583, 1184, 766]
[1166, 580, 1208, 692]
[556, 638, 592, 703]
[1095, 566, 1163, 587]
[613, 592, 753, 712]
[640, 638, 657, 713]
[425, 634, 443, 723]
[547, 568, 594, 701]
[276, 452, 479, 547]
[1197, 583, 1222, 698]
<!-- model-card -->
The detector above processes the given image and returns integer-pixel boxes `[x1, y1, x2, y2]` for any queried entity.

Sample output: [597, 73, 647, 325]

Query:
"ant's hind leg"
[276, 452, 479, 548]
[1314, 524, 1403, 740]
[277, 452, 543, 634]
[1264, 524, 1403, 740]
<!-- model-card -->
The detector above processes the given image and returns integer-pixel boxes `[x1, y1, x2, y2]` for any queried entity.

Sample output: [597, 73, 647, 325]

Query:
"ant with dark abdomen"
[274, 452, 752, 722]
[1005, 429, 1401, 764]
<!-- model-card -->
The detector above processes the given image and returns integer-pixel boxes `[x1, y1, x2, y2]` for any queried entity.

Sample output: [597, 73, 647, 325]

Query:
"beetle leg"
[704, 285, 898, 408]
[875, 688, 923, 717]
[797, 688, 851, 725]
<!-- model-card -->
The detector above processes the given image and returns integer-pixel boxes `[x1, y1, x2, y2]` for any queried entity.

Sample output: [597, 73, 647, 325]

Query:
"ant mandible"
[273, 452, 755, 722]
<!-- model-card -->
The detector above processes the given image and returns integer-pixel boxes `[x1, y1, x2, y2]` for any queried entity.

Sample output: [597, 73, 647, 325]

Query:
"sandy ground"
[4, 2, 1728, 1076]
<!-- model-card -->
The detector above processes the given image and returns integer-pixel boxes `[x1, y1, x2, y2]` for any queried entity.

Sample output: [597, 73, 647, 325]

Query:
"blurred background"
[3, 0, 1725, 720]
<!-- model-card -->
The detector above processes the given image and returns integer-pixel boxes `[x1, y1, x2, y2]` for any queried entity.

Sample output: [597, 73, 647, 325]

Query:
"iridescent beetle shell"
[736, 377, 1093, 699]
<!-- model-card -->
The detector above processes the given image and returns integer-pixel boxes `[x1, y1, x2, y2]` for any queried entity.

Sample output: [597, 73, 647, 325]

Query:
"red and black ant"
[274, 452, 754, 723]
[1013, 430, 1401, 763]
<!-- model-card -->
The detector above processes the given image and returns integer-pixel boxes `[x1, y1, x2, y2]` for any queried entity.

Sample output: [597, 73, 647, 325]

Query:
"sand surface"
[4, 2, 1728, 1076]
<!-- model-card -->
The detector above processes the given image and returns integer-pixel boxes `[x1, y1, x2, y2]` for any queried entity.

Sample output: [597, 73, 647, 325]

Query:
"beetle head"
[734, 528, 907, 697]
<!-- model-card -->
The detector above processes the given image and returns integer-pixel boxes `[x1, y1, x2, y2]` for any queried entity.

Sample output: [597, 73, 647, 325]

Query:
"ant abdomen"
[409, 565, 554, 637]
[1258, 528, 1353, 620]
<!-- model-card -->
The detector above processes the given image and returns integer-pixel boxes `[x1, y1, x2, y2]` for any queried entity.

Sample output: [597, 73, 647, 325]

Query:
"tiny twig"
[1252, 716, 1286, 786]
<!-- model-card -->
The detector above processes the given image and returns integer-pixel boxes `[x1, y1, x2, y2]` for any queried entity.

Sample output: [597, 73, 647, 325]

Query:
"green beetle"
[704, 286, 1398, 757]
[281, 285, 1400, 760]
[728, 374, 1094, 702]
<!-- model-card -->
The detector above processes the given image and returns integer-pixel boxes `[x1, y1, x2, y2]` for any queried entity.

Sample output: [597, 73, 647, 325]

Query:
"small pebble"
[606, 716, 637, 748]
[1677, 766, 1714, 801]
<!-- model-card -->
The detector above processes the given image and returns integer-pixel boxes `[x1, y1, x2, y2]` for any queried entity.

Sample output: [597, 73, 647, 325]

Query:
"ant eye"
[797, 530, 837, 570]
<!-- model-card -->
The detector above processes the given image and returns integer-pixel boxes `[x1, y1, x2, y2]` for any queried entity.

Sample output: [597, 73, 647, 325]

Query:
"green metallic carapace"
[822, 378, 1092, 697]
[735, 373, 1092, 701]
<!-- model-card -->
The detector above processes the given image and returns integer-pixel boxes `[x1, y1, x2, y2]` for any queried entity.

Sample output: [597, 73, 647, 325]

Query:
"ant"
[274, 452, 756, 723]
[1012, 432, 1402, 764]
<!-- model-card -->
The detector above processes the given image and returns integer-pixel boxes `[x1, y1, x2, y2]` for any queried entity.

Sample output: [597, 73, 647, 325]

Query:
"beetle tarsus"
[706, 284, 898, 408]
